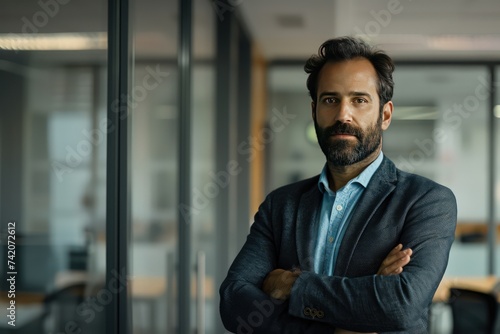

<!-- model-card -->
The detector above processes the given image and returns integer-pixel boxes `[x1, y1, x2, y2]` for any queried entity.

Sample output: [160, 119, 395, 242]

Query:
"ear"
[381, 101, 393, 131]
[311, 101, 316, 120]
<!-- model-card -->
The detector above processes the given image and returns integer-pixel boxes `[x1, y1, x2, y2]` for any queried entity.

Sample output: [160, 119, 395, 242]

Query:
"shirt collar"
[318, 152, 384, 194]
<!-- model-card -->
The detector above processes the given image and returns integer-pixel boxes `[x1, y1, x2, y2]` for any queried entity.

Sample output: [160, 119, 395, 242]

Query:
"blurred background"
[0, 0, 499, 333]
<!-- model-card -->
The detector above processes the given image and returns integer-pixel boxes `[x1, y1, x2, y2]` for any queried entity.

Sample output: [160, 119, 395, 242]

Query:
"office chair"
[449, 287, 498, 334]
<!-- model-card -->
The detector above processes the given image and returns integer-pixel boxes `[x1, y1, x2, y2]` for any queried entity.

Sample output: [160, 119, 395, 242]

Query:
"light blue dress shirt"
[313, 152, 384, 275]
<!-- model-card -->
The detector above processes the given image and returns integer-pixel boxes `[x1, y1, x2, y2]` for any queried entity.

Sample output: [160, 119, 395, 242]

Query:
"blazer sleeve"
[288, 184, 457, 332]
[219, 194, 335, 333]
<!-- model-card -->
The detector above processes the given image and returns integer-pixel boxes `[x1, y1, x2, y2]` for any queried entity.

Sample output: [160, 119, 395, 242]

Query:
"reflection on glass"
[0, 1, 107, 333]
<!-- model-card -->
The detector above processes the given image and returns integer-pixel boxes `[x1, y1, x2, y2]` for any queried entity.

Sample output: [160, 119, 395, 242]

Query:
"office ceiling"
[1, 0, 499, 62]
[239, 0, 500, 60]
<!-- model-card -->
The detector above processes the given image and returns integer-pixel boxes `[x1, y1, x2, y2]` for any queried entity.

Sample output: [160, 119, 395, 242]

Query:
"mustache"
[323, 122, 362, 138]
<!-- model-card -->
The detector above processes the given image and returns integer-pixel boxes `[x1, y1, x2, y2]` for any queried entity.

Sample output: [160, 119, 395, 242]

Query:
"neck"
[326, 147, 381, 192]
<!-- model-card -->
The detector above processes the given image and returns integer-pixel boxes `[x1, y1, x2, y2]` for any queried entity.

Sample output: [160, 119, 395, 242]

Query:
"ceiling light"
[427, 35, 500, 51]
[0, 32, 107, 51]
[393, 106, 438, 120]
[494, 105, 500, 118]
[365, 34, 500, 51]
[306, 121, 317, 144]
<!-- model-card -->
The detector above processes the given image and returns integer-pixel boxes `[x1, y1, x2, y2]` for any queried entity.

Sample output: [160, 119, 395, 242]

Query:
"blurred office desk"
[54, 271, 214, 333]
[0, 292, 45, 304]
[55, 271, 167, 332]
[54, 271, 167, 293]
[0, 292, 46, 333]
[54, 270, 213, 297]
[433, 275, 498, 302]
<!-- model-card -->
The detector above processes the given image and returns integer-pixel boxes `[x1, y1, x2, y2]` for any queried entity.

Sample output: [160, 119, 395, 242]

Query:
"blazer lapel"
[295, 184, 322, 271]
[334, 157, 398, 276]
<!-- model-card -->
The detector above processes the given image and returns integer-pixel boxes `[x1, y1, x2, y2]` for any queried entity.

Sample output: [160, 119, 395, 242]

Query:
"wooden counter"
[433, 275, 498, 302]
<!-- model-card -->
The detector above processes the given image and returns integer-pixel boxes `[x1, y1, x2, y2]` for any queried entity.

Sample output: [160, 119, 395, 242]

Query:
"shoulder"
[399, 168, 453, 195]
[253, 175, 320, 222]
[383, 158, 456, 204]
[266, 175, 320, 203]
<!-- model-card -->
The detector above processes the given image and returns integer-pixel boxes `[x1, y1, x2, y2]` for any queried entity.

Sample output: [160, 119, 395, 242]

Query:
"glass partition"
[495, 67, 500, 276]
[267, 66, 324, 192]
[0, 1, 108, 333]
[387, 66, 490, 277]
[129, 0, 179, 332]
[191, 0, 217, 332]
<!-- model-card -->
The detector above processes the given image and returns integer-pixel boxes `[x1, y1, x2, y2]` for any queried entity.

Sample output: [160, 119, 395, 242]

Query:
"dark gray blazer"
[220, 157, 457, 333]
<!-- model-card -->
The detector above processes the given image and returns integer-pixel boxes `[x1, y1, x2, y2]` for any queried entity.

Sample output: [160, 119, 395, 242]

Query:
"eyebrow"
[318, 91, 373, 100]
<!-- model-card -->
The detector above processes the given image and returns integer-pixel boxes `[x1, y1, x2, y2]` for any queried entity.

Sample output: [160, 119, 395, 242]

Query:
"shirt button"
[328, 236, 334, 243]
[336, 204, 343, 211]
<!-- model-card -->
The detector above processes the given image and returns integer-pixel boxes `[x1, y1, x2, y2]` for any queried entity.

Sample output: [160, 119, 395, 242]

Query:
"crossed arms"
[262, 244, 412, 301]
[262, 244, 412, 334]
[219, 184, 457, 333]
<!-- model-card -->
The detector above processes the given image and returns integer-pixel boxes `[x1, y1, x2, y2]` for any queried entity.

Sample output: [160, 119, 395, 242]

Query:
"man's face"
[312, 58, 392, 166]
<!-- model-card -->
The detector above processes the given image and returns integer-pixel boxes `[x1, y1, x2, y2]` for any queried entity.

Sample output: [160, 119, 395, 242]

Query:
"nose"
[335, 100, 353, 123]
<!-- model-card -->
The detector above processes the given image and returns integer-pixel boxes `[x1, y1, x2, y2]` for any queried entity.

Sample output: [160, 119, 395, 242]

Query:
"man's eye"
[355, 98, 367, 103]
[324, 98, 336, 104]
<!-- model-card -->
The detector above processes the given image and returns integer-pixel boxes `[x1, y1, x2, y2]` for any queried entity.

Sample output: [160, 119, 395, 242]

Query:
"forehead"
[317, 58, 379, 94]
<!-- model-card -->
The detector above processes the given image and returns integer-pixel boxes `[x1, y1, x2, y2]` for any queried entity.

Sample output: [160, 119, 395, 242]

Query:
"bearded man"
[219, 36, 457, 334]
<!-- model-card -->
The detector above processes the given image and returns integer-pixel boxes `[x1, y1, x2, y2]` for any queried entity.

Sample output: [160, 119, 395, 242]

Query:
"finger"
[262, 277, 276, 294]
[378, 253, 409, 275]
[390, 254, 411, 270]
[382, 255, 411, 275]
[275, 270, 296, 282]
[262, 269, 285, 294]
[262, 269, 299, 299]
[388, 245, 410, 262]
[269, 269, 285, 276]
[387, 244, 403, 257]
[378, 246, 413, 275]
[404, 248, 413, 257]
[270, 288, 288, 300]
[380, 245, 404, 266]
[383, 248, 412, 269]
[391, 243, 403, 253]
[265, 269, 285, 283]
[270, 274, 293, 300]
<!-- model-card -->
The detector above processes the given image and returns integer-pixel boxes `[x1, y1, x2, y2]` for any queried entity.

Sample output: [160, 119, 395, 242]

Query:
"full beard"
[315, 116, 382, 167]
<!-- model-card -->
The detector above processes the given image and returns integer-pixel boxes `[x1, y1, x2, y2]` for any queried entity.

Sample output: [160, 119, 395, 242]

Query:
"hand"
[377, 243, 412, 276]
[262, 268, 301, 300]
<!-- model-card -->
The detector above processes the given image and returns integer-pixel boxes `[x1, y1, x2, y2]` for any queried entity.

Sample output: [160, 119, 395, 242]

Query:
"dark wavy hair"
[305, 36, 395, 108]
